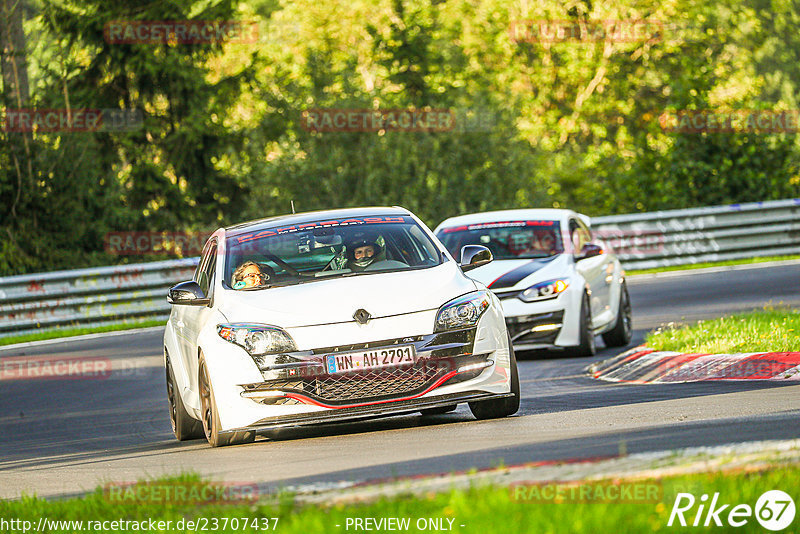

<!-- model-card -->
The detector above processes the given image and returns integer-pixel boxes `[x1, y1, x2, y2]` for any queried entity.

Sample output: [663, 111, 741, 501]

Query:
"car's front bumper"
[197, 304, 512, 432]
[504, 310, 565, 348]
[222, 390, 514, 436]
[493, 285, 583, 350]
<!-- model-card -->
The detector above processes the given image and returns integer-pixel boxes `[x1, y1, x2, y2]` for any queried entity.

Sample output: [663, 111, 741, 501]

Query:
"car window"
[195, 239, 217, 295]
[436, 220, 563, 260]
[194, 240, 213, 284]
[224, 215, 442, 289]
[388, 225, 440, 266]
[577, 218, 592, 242]
[569, 219, 591, 252]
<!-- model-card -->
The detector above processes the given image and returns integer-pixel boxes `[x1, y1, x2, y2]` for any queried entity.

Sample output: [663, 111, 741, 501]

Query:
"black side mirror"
[459, 245, 493, 272]
[167, 280, 210, 306]
[576, 242, 604, 261]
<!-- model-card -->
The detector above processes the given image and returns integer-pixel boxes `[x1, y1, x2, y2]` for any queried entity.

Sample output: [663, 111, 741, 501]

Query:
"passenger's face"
[240, 265, 262, 288]
[354, 245, 375, 260]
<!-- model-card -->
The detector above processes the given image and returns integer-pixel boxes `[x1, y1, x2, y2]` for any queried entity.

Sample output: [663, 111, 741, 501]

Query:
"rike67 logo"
[668, 490, 795, 530]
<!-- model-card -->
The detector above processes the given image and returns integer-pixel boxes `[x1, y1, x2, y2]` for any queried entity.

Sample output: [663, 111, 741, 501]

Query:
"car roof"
[223, 206, 413, 237]
[435, 208, 578, 231]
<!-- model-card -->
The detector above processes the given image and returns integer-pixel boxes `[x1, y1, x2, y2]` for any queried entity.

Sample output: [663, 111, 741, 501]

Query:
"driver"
[346, 237, 382, 272]
[517, 230, 557, 256]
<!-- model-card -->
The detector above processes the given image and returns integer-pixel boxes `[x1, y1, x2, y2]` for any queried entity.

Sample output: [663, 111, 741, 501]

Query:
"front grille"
[260, 361, 442, 405]
[247, 353, 491, 406]
[314, 365, 434, 401]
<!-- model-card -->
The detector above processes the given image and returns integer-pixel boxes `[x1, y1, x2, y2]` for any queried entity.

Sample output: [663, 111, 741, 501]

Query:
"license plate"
[325, 345, 416, 374]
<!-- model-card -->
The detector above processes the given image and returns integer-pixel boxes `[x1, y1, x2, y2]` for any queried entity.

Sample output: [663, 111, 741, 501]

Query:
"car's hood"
[218, 263, 477, 328]
[466, 254, 571, 291]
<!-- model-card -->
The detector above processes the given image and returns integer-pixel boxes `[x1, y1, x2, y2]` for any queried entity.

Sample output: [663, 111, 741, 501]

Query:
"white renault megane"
[434, 209, 632, 357]
[164, 207, 519, 447]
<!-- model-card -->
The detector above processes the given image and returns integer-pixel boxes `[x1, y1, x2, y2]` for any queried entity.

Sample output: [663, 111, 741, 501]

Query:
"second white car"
[434, 209, 632, 356]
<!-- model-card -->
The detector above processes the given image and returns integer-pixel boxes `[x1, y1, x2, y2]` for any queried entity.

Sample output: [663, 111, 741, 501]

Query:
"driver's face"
[354, 245, 376, 260]
[239, 265, 262, 288]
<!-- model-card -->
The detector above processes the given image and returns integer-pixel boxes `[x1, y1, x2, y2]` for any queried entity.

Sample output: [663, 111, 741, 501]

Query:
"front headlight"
[435, 291, 491, 332]
[216, 323, 297, 356]
[519, 278, 569, 302]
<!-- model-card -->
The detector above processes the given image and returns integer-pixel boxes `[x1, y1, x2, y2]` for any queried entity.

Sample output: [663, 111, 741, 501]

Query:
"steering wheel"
[364, 260, 409, 271]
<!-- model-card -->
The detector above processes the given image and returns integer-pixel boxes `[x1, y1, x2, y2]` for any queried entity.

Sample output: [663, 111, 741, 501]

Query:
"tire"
[420, 405, 457, 416]
[564, 292, 596, 358]
[199, 353, 255, 447]
[166, 353, 204, 441]
[469, 333, 520, 420]
[602, 281, 633, 348]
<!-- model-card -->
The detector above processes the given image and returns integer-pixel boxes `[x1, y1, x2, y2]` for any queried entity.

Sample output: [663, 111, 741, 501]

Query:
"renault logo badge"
[353, 309, 372, 324]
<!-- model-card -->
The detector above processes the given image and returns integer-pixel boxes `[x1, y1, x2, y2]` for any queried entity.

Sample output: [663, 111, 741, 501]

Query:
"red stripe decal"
[285, 370, 461, 409]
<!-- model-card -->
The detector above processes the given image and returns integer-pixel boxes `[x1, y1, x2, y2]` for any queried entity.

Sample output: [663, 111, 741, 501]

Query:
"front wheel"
[199, 354, 255, 447]
[166, 353, 204, 441]
[469, 333, 520, 420]
[601, 281, 633, 347]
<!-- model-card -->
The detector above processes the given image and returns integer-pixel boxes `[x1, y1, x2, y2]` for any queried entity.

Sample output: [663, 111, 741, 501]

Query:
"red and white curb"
[588, 346, 800, 384]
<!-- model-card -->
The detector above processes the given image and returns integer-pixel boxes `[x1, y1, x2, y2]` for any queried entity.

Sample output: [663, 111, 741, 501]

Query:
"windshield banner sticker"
[234, 216, 409, 244]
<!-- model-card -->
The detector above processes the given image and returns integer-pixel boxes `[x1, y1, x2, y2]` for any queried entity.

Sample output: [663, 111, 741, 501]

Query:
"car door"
[179, 238, 218, 393]
[571, 218, 608, 327]
[582, 219, 615, 326]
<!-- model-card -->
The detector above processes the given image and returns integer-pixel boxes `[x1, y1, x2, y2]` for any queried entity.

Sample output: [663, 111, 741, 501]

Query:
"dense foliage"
[1, 0, 799, 274]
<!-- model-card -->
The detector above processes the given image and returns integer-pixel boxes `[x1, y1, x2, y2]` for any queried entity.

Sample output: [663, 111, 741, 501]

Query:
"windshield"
[224, 215, 443, 289]
[436, 220, 563, 260]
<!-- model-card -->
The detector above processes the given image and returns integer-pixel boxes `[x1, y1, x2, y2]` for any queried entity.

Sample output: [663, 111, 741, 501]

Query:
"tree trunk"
[0, 0, 32, 220]
[0, 0, 30, 106]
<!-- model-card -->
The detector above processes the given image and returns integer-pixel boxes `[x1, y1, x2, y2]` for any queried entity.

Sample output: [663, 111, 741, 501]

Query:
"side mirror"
[167, 280, 210, 306]
[576, 242, 603, 261]
[459, 245, 493, 272]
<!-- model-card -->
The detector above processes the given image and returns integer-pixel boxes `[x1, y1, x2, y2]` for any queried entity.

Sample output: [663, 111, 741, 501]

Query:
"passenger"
[232, 261, 264, 289]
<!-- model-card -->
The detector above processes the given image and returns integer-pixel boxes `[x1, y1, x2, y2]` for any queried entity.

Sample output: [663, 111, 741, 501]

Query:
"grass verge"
[0, 319, 165, 347]
[646, 308, 800, 353]
[1, 467, 798, 533]
[627, 254, 800, 276]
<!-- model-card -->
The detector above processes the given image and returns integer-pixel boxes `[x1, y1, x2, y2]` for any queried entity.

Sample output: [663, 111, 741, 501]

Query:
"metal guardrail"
[591, 198, 800, 270]
[0, 198, 798, 337]
[0, 259, 198, 337]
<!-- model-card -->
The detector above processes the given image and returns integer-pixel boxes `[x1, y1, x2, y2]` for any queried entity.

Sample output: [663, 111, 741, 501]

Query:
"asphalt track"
[1, 262, 799, 500]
